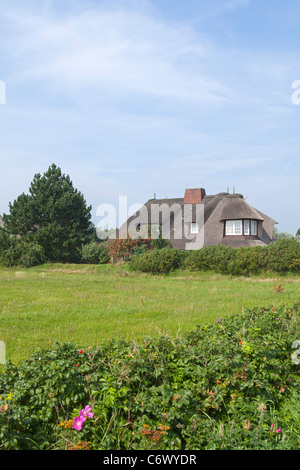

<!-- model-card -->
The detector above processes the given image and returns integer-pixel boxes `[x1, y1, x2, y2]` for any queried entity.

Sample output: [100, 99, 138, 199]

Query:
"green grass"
[0, 263, 299, 364]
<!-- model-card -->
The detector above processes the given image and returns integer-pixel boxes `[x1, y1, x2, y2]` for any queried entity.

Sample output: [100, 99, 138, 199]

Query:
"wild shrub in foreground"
[0, 304, 299, 450]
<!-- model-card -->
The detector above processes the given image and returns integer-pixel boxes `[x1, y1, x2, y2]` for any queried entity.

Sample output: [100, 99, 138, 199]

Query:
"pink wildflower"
[73, 415, 86, 431]
[270, 424, 275, 433]
[72, 406, 93, 431]
[270, 424, 282, 434]
[80, 405, 93, 419]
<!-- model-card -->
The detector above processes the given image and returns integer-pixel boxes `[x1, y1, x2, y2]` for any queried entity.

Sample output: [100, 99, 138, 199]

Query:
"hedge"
[130, 248, 188, 274]
[185, 239, 300, 276]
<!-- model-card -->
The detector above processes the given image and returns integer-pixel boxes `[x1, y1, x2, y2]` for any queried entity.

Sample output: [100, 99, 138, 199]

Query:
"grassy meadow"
[0, 263, 299, 364]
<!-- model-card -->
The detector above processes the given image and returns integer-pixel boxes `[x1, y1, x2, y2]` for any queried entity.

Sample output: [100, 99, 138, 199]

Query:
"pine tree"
[3, 164, 93, 262]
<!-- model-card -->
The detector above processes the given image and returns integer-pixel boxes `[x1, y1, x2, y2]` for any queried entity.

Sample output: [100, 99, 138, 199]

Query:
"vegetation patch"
[0, 303, 299, 450]
[184, 239, 300, 276]
[130, 247, 187, 274]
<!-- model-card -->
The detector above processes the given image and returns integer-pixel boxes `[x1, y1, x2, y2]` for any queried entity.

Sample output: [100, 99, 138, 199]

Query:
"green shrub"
[81, 241, 109, 264]
[265, 238, 300, 273]
[0, 303, 299, 450]
[0, 240, 45, 267]
[227, 246, 268, 276]
[98, 244, 110, 264]
[19, 242, 46, 267]
[185, 239, 300, 276]
[0, 241, 21, 267]
[130, 247, 186, 273]
[81, 241, 100, 264]
[289, 259, 300, 272]
[185, 244, 235, 274]
[151, 238, 172, 250]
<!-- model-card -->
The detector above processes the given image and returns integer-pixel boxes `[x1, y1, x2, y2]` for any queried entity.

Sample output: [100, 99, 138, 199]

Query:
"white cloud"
[0, 3, 234, 106]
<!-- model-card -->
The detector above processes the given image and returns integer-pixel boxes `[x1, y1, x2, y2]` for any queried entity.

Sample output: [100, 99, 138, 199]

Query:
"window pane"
[233, 220, 242, 234]
[225, 220, 234, 235]
[244, 220, 250, 235]
[251, 220, 257, 236]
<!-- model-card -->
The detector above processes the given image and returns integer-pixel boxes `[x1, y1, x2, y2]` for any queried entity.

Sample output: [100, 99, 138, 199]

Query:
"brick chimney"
[184, 188, 206, 204]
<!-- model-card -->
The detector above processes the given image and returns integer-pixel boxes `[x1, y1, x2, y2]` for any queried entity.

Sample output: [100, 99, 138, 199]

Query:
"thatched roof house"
[120, 188, 278, 250]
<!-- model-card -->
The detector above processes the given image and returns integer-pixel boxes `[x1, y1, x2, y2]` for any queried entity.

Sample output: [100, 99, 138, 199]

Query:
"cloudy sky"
[0, 0, 299, 233]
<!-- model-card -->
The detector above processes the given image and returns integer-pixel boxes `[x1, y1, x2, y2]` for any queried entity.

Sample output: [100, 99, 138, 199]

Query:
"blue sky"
[0, 0, 299, 233]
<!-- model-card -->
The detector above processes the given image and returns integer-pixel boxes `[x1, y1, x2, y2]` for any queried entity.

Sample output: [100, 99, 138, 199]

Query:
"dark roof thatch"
[123, 197, 184, 227]
[122, 191, 272, 229]
[218, 195, 264, 221]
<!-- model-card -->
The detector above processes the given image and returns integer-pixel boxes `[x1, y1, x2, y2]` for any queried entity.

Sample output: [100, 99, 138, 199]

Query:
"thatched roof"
[121, 191, 273, 230]
[218, 195, 264, 221]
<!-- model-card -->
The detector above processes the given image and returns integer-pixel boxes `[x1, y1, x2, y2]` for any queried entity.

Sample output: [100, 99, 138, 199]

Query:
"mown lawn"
[0, 263, 299, 364]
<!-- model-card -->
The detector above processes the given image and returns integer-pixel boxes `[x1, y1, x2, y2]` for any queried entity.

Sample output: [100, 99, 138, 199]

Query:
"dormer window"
[225, 219, 258, 236]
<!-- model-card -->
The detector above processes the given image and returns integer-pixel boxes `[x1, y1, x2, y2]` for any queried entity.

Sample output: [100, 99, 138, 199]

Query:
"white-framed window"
[244, 219, 250, 235]
[190, 222, 198, 234]
[225, 220, 242, 235]
[225, 219, 258, 236]
[251, 220, 257, 236]
[225, 220, 233, 235]
[234, 220, 242, 235]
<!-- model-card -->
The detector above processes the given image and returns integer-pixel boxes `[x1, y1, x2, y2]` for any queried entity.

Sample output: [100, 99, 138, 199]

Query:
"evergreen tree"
[3, 164, 93, 262]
